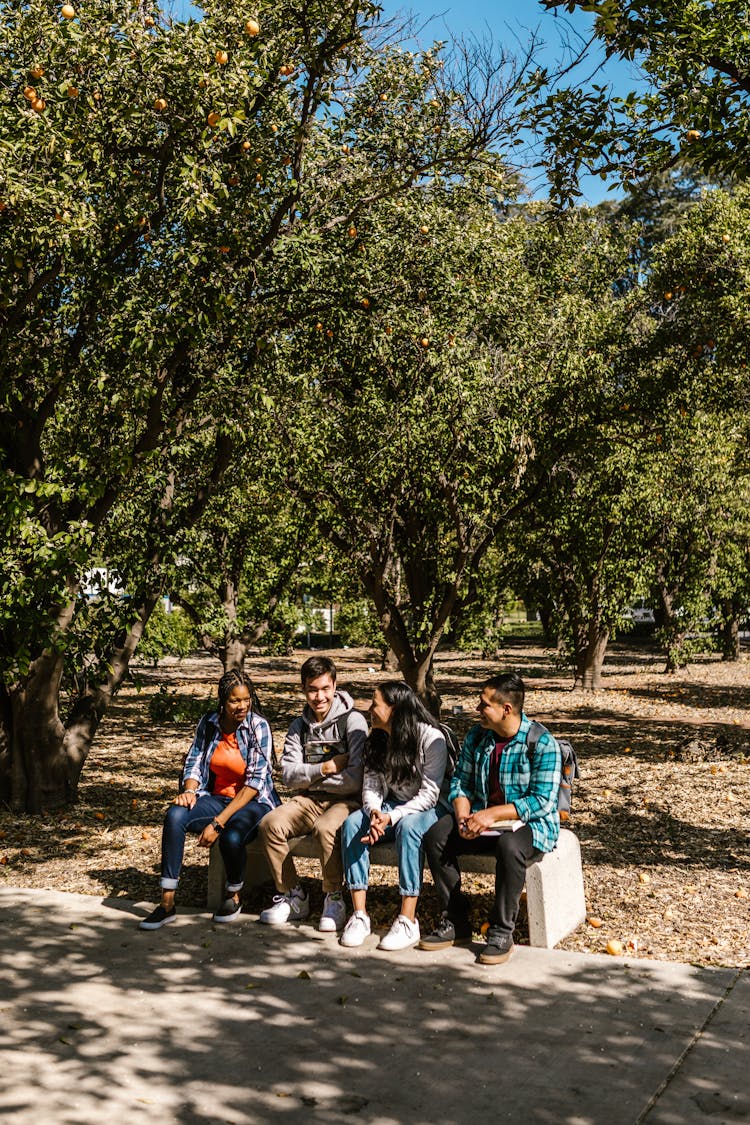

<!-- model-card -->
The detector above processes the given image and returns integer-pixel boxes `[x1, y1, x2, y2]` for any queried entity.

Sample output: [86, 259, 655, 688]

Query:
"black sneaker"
[419, 914, 472, 951]
[479, 927, 515, 965]
[213, 896, 242, 924]
[139, 905, 177, 930]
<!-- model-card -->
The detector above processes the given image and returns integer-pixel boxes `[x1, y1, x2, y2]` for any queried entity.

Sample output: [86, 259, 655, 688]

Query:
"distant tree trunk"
[380, 646, 400, 672]
[653, 571, 688, 673]
[718, 597, 741, 662]
[574, 625, 609, 691]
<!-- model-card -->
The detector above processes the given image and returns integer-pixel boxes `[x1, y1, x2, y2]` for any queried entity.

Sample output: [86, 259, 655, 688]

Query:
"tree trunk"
[574, 623, 609, 692]
[0, 592, 162, 811]
[380, 646, 400, 672]
[400, 657, 442, 717]
[718, 598, 741, 662]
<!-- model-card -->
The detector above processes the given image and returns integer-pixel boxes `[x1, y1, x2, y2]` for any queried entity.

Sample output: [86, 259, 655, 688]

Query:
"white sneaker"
[340, 910, 371, 947]
[318, 892, 347, 933]
[377, 914, 420, 951]
[259, 887, 310, 925]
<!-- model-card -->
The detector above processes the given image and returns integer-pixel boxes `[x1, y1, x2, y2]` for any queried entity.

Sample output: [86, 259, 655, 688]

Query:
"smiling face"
[304, 673, 336, 722]
[369, 687, 394, 732]
[221, 684, 251, 728]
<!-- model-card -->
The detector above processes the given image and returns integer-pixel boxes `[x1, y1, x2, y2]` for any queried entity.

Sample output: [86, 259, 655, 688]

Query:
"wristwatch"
[211, 819, 224, 833]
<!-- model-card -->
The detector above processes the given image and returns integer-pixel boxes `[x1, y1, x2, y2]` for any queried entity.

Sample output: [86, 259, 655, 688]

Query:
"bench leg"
[207, 843, 275, 910]
[207, 847, 226, 913]
[525, 829, 586, 948]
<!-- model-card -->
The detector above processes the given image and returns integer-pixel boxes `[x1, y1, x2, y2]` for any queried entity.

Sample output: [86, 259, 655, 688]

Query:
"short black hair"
[300, 654, 337, 687]
[482, 672, 525, 713]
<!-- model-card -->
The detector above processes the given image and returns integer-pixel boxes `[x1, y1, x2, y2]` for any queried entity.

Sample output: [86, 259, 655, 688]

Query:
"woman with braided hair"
[139, 669, 280, 929]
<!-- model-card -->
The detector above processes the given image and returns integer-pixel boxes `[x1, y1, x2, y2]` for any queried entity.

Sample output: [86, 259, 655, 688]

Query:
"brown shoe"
[479, 929, 514, 965]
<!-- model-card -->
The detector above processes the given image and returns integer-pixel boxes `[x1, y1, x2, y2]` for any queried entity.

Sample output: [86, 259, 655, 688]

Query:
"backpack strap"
[526, 720, 547, 760]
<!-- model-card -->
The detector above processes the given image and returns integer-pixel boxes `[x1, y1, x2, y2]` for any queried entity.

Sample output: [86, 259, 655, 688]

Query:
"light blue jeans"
[341, 800, 439, 898]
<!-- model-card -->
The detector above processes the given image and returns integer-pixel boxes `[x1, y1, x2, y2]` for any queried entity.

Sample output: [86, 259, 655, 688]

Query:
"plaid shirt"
[448, 715, 561, 853]
[181, 711, 280, 809]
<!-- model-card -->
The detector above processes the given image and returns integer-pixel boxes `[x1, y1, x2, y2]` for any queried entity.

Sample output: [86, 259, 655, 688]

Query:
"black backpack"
[527, 720, 580, 822]
[436, 722, 461, 778]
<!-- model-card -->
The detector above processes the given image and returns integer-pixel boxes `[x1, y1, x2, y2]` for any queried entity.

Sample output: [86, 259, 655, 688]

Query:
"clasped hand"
[361, 808, 391, 844]
[460, 807, 497, 839]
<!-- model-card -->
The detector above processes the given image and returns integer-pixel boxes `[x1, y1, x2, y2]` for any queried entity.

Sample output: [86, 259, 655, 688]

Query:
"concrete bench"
[207, 827, 586, 949]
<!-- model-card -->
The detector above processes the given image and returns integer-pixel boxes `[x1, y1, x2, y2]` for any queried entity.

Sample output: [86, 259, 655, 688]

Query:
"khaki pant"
[258, 795, 361, 894]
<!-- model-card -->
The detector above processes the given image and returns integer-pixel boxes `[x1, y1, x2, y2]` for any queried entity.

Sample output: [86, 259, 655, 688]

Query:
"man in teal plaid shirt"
[421, 672, 561, 964]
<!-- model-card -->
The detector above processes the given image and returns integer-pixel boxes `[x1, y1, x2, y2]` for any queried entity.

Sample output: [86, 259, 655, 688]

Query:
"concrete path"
[0, 888, 746, 1124]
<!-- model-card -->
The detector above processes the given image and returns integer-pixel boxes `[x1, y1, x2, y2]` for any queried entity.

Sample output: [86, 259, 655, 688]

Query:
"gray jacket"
[281, 689, 367, 799]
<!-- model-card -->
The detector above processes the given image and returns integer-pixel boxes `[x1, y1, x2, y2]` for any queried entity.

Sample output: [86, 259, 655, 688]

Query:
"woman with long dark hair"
[339, 680, 447, 950]
[139, 669, 280, 929]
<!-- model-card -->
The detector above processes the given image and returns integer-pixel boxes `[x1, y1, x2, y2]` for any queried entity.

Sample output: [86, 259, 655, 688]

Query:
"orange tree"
[631, 186, 750, 669]
[534, 0, 750, 200]
[0, 0, 523, 808]
[263, 181, 653, 702]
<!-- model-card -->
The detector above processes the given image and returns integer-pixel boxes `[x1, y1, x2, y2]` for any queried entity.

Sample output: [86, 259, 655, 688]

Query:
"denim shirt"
[448, 715, 561, 852]
[181, 711, 280, 809]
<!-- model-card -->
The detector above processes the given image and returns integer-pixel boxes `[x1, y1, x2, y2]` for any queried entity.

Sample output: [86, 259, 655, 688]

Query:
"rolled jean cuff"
[346, 883, 369, 892]
[398, 885, 422, 897]
[160, 877, 179, 890]
[225, 881, 244, 893]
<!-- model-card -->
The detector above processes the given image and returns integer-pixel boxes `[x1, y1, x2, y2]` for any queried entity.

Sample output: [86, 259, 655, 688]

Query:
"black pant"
[424, 812, 543, 937]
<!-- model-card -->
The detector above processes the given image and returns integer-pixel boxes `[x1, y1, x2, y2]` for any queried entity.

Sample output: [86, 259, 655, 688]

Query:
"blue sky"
[171, 0, 646, 202]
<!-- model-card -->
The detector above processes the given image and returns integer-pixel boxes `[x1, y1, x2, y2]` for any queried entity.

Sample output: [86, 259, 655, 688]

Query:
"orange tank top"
[210, 731, 246, 798]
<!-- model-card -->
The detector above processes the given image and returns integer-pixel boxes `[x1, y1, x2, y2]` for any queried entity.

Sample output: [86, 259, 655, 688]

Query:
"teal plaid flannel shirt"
[448, 714, 561, 853]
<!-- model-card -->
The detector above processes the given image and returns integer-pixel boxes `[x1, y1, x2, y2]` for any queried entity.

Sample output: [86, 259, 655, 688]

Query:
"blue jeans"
[160, 795, 269, 892]
[341, 801, 439, 898]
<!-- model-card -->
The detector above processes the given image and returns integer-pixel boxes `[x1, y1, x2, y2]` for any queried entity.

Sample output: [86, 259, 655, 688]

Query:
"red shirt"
[488, 737, 509, 808]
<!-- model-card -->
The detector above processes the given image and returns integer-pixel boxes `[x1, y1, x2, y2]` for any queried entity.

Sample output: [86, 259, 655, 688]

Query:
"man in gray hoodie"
[258, 655, 367, 931]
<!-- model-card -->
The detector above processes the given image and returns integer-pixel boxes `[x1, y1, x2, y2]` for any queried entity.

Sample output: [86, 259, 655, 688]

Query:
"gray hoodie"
[281, 689, 367, 799]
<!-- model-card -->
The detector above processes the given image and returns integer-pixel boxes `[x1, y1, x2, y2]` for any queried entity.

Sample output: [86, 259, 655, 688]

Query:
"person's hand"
[321, 752, 349, 776]
[198, 822, 219, 847]
[464, 808, 499, 838]
[361, 809, 390, 844]
[174, 790, 197, 808]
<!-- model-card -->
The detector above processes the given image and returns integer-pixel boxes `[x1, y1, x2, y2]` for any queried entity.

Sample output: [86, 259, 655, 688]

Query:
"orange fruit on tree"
[215, 49, 229, 65]
[685, 129, 701, 141]
[245, 17, 260, 36]
[347, 225, 357, 238]
[242, 140, 251, 151]
[207, 110, 221, 127]
[144, 15, 155, 27]
[61, 3, 76, 18]
[420, 337, 429, 347]
[153, 96, 167, 111]
[31, 97, 46, 112]
[66, 85, 79, 97]
[23, 86, 36, 101]
[30, 65, 45, 79]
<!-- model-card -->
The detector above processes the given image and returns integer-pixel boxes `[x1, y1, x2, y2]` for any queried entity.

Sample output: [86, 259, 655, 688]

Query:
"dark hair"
[364, 680, 438, 787]
[300, 655, 337, 687]
[482, 672, 525, 713]
[217, 669, 263, 717]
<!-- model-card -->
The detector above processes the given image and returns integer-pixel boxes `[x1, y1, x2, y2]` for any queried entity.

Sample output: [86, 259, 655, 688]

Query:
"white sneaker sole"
[377, 936, 419, 951]
[318, 917, 345, 932]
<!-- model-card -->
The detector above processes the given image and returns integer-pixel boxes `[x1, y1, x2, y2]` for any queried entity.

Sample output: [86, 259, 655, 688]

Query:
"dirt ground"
[1, 641, 749, 967]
